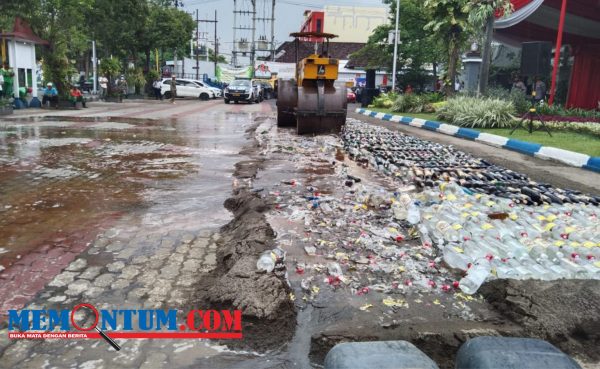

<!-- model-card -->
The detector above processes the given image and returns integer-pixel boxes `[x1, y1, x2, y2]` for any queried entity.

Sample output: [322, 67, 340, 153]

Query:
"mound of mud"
[480, 279, 600, 361]
[191, 120, 296, 351]
[192, 189, 296, 351]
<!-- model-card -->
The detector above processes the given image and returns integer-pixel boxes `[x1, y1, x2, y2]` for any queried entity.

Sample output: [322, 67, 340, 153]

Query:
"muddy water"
[0, 112, 249, 270]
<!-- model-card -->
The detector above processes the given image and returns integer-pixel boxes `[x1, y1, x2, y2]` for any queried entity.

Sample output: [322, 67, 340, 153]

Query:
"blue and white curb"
[356, 108, 600, 173]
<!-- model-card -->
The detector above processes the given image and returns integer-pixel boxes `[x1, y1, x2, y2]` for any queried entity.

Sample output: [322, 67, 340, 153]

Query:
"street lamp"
[391, 0, 400, 92]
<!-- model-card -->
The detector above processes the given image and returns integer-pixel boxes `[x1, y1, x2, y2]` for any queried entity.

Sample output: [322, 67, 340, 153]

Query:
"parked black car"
[257, 81, 274, 100]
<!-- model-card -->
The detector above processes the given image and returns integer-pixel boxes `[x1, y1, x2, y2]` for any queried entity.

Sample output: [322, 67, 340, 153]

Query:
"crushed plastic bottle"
[327, 262, 343, 277]
[256, 247, 286, 273]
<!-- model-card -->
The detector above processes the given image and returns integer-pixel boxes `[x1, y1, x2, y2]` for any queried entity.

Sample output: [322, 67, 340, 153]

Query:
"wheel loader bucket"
[296, 82, 347, 135]
[276, 79, 297, 127]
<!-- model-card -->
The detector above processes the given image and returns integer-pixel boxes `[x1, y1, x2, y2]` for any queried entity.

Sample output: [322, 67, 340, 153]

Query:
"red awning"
[0, 17, 48, 45]
[494, 0, 600, 109]
[494, 0, 600, 46]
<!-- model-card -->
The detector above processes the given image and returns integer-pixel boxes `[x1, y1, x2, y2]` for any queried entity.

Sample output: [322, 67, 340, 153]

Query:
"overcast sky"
[181, 0, 388, 59]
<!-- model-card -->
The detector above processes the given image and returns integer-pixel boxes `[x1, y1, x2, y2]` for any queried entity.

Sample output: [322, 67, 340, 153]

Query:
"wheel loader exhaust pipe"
[276, 32, 347, 135]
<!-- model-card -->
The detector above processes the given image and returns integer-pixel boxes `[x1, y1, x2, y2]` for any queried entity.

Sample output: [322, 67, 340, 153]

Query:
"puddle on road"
[0, 113, 250, 269]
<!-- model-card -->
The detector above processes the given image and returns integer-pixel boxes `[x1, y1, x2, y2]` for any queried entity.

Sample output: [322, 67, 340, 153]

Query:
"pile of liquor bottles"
[342, 121, 600, 206]
[415, 182, 600, 293]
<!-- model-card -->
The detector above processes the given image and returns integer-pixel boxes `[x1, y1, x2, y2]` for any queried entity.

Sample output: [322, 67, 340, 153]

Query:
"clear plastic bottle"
[407, 202, 421, 225]
[459, 260, 491, 295]
[257, 251, 276, 273]
[443, 246, 471, 270]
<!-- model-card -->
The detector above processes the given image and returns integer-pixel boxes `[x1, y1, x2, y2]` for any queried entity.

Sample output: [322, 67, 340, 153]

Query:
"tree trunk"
[145, 49, 151, 73]
[478, 15, 494, 96]
[432, 62, 438, 91]
[446, 35, 459, 97]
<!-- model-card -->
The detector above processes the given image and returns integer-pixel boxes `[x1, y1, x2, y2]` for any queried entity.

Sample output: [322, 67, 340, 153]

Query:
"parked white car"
[160, 78, 214, 100]
[192, 80, 222, 98]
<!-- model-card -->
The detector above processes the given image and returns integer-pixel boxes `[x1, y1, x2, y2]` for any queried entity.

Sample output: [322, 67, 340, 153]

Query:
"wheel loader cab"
[276, 31, 347, 135]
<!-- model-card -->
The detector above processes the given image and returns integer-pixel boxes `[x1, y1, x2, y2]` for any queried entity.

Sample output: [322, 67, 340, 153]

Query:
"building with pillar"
[0, 17, 48, 108]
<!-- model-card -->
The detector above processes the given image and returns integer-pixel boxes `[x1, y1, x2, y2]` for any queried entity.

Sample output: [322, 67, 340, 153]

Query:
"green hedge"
[436, 96, 516, 128]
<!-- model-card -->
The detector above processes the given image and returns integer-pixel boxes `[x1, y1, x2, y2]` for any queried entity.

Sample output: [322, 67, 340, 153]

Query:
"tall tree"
[351, 0, 441, 89]
[138, 4, 195, 71]
[1, 0, 93, 97]
[423, 0, 471, 96]
[468, 0, 512, 95]
[91, 0, 149, 60]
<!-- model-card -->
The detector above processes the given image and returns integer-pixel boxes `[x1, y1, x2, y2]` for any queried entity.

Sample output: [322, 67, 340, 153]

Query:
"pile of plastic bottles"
[415, 182, 600, 294]
[342, 121, 600, 205]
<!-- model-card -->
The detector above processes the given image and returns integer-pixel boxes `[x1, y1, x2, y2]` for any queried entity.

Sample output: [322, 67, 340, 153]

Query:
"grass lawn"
[477, 128, 600, 157]
[366, 107, 600, 157]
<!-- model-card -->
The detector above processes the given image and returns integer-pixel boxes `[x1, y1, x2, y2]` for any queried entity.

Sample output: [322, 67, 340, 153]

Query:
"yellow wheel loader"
[276, 32, 347, 135]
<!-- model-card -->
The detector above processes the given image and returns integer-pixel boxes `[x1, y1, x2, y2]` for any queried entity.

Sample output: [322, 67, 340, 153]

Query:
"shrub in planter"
[431, 101, 447, 112]
[371, 93, 397, 109]
[125, 67, 146, 95]
[486, 87, 529, 115]
[537, 104, 600, 122]
[392, 94, 434, 113]
[437, 96, 516, 128]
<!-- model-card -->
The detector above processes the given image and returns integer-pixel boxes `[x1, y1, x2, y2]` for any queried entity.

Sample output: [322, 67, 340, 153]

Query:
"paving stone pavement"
[0, 100, 273, 368]
[0, 223, 222, 368]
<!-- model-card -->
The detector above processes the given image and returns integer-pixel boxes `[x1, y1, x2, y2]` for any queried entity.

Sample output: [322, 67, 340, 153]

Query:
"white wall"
[8, 40, 38, 97]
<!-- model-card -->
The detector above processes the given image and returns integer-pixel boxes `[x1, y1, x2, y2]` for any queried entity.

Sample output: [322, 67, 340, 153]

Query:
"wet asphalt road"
[0, 98, 274, 368]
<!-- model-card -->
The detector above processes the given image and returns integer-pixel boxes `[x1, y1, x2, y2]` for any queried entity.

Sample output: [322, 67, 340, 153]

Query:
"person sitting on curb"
[69, 86, 87, 108]
[42, 82, 59, 108]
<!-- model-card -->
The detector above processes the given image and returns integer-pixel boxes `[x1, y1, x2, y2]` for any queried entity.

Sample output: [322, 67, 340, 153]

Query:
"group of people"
[0, 65, 14, 99]
[41, 82, 87, 108]
[512, 75, 547, 103]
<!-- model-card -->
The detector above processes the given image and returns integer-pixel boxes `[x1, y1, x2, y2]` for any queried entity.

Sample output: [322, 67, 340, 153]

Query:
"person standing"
[534, 76, 546, 103]
[512, 76, 526, 94]
[98, 76, 108, 99]
[2, 65, 14, 99]
[152, 78, 162, 100]
[169, 76, 177, 104]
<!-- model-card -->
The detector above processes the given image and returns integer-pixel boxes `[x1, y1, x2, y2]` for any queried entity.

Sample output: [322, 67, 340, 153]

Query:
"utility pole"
[173, 0, 179, 77]
[391, 0, 400, 92]
[251, 0, 256, 71]
[92, 40, 97, 95]
[271, 0, 276, 60]
[214, 10, 218, 78]
[198, 12, 218, 79]
[196, 9, 200, 80]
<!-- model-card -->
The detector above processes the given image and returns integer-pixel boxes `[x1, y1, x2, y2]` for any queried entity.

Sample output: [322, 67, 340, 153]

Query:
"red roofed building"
[494, 0, 600, 109]
[0, 17, 48, 106]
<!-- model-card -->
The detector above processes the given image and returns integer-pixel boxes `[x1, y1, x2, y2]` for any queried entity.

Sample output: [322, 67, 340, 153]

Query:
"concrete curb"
[356, 108, 600, 173]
